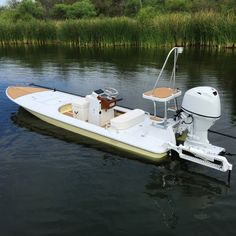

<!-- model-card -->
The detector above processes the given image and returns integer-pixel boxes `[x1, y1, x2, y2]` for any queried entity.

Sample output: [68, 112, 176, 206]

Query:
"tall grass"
[0, 13, 236, 47]
[58, 17, 140, 46]
[0, 20, 56, 45]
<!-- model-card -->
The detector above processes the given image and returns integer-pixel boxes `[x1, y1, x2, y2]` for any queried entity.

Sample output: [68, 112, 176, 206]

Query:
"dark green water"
[0, 46, 236, 236]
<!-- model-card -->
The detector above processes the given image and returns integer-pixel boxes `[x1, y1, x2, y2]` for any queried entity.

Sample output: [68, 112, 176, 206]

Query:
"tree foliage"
[2, 0, 44, 21]
[90, 0, 112, 16]
[165, 0, 192, 12]
[66, 0, 97, 18]
[137, 6, 156, 23]
[51, 0, 96, 19]
[17, 0, 44, 19]
[7, 0, 20, 8]
[50, 4, 67, 19]
[0, 0, 236, 21]
[125, 0, 141, 16]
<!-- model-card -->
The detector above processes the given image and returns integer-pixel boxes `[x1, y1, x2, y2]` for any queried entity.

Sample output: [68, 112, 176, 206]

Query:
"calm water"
[0, 46, 236, 236]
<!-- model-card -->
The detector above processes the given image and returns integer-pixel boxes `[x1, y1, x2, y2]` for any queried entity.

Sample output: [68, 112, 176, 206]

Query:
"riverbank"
[0, 12, 235, 48]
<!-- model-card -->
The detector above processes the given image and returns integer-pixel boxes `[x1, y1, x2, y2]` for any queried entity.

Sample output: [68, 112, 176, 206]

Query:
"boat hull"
[6, 86, 171, 162]
[26, 108, 167, 162]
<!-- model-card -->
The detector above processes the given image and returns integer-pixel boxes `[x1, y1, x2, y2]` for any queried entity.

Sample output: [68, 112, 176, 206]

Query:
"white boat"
[6, 47, 233, 174]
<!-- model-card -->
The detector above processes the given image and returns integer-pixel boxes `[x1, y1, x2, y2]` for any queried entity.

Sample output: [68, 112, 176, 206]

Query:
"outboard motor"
[171, 86, 232, 173]
[181, 86, 223, 153]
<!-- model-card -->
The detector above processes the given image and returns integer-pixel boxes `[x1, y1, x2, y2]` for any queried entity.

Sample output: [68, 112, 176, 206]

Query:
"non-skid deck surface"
[7, 86, 48, 100]
[63, 111, 74, 117]
[144, 87, 178, 98]
[150, 115, 163, 121]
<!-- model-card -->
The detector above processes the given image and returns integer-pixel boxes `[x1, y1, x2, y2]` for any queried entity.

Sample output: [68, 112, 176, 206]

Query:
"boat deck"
[7, 86, 48, 100]
[60, 104, 125, 126]
[6, 85, 179, 161]
[60, 104, 163, 127]
[63, 110, 74, 117]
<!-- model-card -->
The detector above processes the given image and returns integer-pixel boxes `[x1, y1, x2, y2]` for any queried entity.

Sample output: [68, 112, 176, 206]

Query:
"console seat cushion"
[110, 109, 145, 130]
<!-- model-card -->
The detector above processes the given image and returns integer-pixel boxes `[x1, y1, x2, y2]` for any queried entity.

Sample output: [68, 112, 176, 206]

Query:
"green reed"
[58, 17, 140, 46]
[0, 13, 235, 47]
[0, 20, 56, 45]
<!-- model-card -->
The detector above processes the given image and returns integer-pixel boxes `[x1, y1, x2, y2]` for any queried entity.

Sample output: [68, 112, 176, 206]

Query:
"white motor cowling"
[180, 87, 224, 154]
[182, 86, 221, 118]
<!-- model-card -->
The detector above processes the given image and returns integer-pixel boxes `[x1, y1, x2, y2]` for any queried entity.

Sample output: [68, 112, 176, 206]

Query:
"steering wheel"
[104, 87, 119, 99]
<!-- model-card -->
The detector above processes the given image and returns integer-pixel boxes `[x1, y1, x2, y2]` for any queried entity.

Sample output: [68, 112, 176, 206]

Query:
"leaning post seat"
[110, 109, 145, 130]
[142, 87, 182, 123]
[141, 47, 184, 123]
[143, 87, 181, 102]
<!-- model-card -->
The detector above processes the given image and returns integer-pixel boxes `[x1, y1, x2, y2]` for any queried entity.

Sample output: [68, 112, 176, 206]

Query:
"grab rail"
[152, 47, 183, 94]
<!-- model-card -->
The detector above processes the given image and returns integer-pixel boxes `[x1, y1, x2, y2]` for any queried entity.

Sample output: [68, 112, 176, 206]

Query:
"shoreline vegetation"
[0, 13, 236, 48]
[1, 1, 236, 48]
